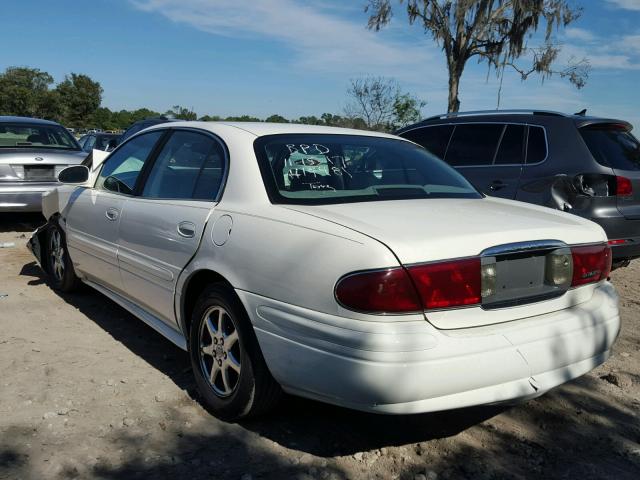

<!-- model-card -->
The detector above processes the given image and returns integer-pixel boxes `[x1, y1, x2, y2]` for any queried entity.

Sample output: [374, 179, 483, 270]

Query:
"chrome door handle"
[105, 208, 119, 221]
[177, 221, 196, 238]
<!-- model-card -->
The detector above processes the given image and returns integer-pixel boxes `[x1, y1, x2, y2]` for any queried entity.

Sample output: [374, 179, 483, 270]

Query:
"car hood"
[0, 149, 87, 165]
[284, 197, 607, 264]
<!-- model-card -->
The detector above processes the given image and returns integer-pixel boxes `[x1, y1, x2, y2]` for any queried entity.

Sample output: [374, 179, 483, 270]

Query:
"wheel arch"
[179, 269, 237, 341]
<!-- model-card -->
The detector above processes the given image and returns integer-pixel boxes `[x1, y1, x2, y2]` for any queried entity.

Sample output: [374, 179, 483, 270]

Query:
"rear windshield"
[580, 125, 640, 171]
[0, 123, 80, 150]
[254, 134, 481, 205]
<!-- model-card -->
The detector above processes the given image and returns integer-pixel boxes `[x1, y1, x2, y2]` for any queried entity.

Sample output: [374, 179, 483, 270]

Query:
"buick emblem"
[34, 156, 44, 161]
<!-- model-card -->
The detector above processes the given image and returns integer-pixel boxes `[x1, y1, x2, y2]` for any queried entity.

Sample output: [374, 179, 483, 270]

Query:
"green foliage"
[165, 105, 197, 120]
[0, 66, 416, 133]
[265, 114, 289, 123]
[55, 73, 103, 128]
[0, 67, 59, 119]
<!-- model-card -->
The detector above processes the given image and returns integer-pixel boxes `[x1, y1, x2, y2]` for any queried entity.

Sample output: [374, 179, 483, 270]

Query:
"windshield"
[0, 123, 80, 150]
[254, 134, 481, 205]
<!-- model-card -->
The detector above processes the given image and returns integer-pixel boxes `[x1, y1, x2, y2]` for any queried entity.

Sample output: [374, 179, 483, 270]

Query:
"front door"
[116, 129, 227, 327]
[65, 130, 165, 293]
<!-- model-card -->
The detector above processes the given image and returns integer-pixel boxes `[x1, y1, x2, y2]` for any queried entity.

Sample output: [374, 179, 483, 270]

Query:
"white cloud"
[565, 27, 596, 42]
[560, 36, 640, 71]
[130, 0, 442, 81]
[622, 34, 640, 53]
[606, 0, 640, 10]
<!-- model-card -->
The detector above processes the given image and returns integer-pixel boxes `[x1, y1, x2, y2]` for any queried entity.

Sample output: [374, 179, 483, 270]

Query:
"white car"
[28, 122, 620, 420]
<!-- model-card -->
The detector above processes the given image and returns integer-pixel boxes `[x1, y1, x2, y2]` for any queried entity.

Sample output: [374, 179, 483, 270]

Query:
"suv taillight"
[616, 176, 633, 196]
[570, 245, 612, 287]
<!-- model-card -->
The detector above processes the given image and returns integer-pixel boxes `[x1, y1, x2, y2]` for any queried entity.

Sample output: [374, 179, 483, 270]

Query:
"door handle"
[489, 180, 507, 191]
[177, 221, 196, 238]
[105, 208, 119, 221]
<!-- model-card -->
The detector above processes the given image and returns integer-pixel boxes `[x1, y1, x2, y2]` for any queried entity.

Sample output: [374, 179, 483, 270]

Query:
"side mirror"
[58, 165, 89, 184]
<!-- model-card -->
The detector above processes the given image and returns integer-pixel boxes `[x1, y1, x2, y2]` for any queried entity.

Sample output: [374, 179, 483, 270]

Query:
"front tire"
[189, 284, 281, 420]
[46, 223, 81, 293]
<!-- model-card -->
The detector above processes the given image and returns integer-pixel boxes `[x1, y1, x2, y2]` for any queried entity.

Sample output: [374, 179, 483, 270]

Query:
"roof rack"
[420, 109, 568, 122]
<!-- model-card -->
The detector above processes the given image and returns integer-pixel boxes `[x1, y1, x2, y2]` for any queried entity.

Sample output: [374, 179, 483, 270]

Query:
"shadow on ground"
[0, 212, 44, 234]
[9, 260, 640, 480]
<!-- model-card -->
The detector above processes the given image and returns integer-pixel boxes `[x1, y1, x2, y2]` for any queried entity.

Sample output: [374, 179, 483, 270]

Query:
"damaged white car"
[29, 122, 620, 420]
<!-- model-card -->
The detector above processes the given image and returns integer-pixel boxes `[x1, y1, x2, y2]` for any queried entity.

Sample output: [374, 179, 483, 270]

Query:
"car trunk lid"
[285, 197, 605, 264]
[0, 149, 86, 182]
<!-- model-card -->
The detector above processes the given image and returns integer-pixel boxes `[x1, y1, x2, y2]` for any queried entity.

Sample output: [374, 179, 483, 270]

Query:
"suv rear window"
[580, 125, 640, 171]
[254, 134, 481, 205]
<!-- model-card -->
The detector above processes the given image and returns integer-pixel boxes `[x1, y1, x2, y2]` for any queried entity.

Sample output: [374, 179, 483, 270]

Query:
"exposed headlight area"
[335, 242, 612, 314]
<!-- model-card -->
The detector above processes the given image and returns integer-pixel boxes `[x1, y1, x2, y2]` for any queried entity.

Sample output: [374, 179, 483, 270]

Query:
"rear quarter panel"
[176, 202, 402, 323]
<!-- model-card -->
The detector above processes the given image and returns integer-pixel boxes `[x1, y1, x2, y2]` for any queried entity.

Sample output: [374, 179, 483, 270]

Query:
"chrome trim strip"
[481, 240, 567, 257]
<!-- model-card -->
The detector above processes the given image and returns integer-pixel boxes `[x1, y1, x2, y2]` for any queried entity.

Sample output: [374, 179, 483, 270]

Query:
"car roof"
[396, 109, 633, 133]
[0, 115, 62, 126]
[144, 120, 400, 139]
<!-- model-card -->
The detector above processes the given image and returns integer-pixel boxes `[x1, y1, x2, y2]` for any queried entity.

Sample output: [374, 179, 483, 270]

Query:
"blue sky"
[2, 0, 640, 128]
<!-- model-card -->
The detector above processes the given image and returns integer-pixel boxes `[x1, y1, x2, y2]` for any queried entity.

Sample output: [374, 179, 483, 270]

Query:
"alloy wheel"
[49, 229, 65, 282]
[198, 306, 242, 397]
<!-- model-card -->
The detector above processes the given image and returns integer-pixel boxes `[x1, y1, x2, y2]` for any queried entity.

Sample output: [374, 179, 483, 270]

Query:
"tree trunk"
[447, 60, 464, 113]
[448, 71, 461, 113]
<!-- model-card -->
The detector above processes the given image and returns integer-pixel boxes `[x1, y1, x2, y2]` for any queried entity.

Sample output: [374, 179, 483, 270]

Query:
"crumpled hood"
[285, 197, 607, 264]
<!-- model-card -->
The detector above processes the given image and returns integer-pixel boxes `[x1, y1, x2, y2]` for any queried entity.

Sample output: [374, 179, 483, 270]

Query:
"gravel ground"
[0, 213, 639, 480]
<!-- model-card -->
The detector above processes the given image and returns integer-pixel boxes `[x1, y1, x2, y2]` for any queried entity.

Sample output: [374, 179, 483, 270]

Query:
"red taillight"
[335, 268, 422, 313]
[608, 239, 628, 246]
[616, 176, 633, 196]
[407, 258, 481, 309]
[571, 244, 612, 287]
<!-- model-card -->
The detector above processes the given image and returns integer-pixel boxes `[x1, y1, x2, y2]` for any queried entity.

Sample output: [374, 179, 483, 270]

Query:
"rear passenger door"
[445, 123, 524, 199]
[116, 129, 227, 327]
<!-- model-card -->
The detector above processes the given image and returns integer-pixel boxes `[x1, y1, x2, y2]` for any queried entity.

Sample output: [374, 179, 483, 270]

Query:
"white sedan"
[28, 122, 620, 420]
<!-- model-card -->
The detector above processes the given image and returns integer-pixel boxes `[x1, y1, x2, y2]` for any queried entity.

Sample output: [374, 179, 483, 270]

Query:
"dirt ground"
[0, 212, 638, 480]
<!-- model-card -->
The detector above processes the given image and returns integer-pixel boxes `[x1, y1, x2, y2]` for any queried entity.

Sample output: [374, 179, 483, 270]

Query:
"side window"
[401, 125, 454, 159]
[495, 125, 525, 165]
[445, 124, 503, 166]
[526, 126, 547, 163]
[84, 135, 96, 151]
[96, 131, 163, 195]
[141, 131, 225, 200]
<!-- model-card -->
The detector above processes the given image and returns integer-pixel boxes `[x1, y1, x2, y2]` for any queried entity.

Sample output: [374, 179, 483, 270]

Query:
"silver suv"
[0, 116, 87, 212]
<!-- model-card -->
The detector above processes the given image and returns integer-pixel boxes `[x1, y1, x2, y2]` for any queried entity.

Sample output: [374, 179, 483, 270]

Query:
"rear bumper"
[238, 282, 620, 414]
[590, 216, 640, 261]
[0, 183, 58, 212]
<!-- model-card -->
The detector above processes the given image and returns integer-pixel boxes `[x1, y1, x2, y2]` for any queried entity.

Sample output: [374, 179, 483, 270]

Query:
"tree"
[345, 77, 425, 131]
[165, 105, 197, 120]
[265, 114, 289, 123]
[0, 67, 59, 119]
[56, 73, 103, 128]
[199, 114, 222, 121]
[366, 0, 589, 112]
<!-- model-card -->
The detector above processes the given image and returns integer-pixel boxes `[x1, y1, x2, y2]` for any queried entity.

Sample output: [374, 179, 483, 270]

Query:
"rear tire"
[45, 223, 81, 293]
[189, 283, 281, 420]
